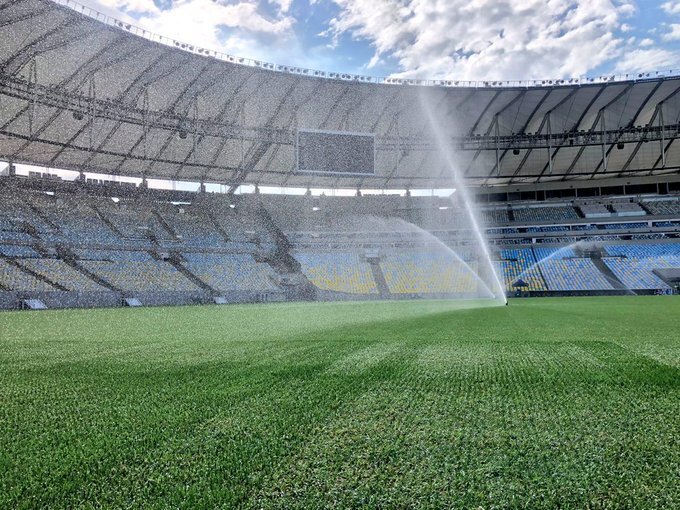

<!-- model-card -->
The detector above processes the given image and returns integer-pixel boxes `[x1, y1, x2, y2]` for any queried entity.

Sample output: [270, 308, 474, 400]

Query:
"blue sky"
[82, 0, 680, 81]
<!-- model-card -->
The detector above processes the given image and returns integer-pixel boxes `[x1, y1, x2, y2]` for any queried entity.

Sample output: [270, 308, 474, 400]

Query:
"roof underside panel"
[0, 0, 678, 187]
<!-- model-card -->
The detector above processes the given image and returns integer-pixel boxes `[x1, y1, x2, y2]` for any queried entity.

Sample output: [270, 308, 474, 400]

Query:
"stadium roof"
[1, 0, 680, 190]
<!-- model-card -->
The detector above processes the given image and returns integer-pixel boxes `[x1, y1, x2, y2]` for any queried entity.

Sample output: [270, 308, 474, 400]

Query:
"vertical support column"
[659, 103, 666, 168]
[494, 114, 500, 176]
[87, 75, 96, 152]
[292, 110, 299, 179]
[28, 60, 38, 139]
[142, 87, 149, 162]
[547, 111, 553, 175]
[191, 95, 198, 175]
[601, 112, 607, 172]
[238, 106, 245, 192]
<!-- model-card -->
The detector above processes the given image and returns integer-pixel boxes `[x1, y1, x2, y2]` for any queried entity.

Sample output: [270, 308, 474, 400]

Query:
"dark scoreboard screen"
[296, 130, 375, 176]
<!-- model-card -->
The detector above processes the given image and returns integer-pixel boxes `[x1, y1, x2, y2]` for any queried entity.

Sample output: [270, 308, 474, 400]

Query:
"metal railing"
[52, 0, 680, 90]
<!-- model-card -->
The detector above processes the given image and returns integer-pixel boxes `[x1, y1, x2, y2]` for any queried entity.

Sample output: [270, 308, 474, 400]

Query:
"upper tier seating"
[644, 200, 680, 216]
[31, 197, 120, 245]
[602, 222, 647, 230]
[97, 203, 173, 242]
[526, 226, 570, 233]
[487, 227, 519, 235]
[295, 251, 377, 294]
[580, 204, 611, 218]
[611, 202, 646, 217]
[158, 209, 224, 248]
[481, 209, 509, 224]
[512, 206, 579, 223]
[0, 244, 39, 257]
[1, 195, 55, 233]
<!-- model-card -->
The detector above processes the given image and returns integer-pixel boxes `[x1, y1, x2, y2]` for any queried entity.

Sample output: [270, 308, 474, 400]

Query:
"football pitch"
[1, 297, 678, 509]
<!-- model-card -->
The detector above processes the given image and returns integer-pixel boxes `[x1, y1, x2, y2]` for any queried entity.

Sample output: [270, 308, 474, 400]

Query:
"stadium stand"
[78, 251, 199, 292]
[580, 204, 612, 218]
[604, 244, 680, 258]
[0, 259, 57, 292]
[1, 194, 55, 235]
[31, 196, 120, 245]
[512, 206, 579, 223]
[295, 251, 378, 294]
[0, 180, 678, 307]
[533, 246, 577, 260]
[381, 251, 479, 294]
[643, 199, 680, 216]
[603, 222, 648, 230]
[19, 259, 106, 292]
[526, 226, 570, 233]
[611, 203, 646, 217]
[96, 202, 172, 243]
[603, 258, 670, 290]
[496, 249, 546, 291]
[539, 259, 613, 291]
[182, 253, 278, 292]
[0, 244, 39, 257]
[602, 244, 680, 290]
[159, 209, 224, 248]
[481, 209, 510, 224]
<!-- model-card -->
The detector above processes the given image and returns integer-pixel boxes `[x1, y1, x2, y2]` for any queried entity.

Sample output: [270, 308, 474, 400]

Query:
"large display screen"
[296, 130, 375, 176]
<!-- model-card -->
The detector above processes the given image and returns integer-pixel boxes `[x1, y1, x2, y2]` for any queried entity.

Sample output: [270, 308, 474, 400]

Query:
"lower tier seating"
[380, 251, 479, 294]
[183, 253, 278, 292]
[79, 253, 199, 292]
[19, 259, 106, 291]
[496, 249, 546, 291]
[295, 252, 378, 294]
[539, 259, 613, 291]
[0, 260, 56, 292]
[603, 258, 670, 290]
[602, 244, 680, 290]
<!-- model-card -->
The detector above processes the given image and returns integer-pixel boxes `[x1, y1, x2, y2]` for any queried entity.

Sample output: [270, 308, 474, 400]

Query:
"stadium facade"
[0, 0, 679, 309]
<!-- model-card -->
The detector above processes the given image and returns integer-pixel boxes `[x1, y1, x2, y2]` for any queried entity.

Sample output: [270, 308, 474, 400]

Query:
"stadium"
[0, 0, 678, 507]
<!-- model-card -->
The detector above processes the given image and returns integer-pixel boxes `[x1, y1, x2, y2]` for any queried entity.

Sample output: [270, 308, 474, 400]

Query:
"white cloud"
[269, 0, 294, 13]
[661, 1, 680, 15]
[662, 23, 680, 41]
[613, 47, 680, 73]
[86, 0, 305, 65]
[95, 0, 159, 15]
[137, 0, 294, 40]
[83, 0, 677, 81]
[324, 0, 639, 80]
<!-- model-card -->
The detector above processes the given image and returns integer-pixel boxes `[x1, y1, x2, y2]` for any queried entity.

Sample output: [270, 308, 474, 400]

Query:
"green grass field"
[1, 297, 678, 509]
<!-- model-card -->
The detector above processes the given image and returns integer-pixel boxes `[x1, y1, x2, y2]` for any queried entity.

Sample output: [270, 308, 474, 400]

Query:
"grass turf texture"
[0, 297, 678, 509]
